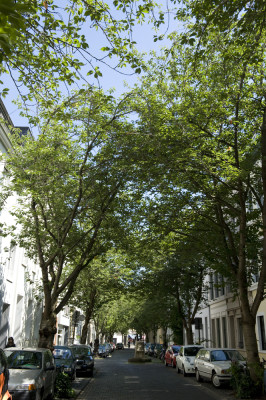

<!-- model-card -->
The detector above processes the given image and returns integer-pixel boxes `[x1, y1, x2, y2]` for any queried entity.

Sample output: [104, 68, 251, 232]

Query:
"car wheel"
[164, 359, 168, 367]
[212, 373, 221, 388]
[196, 369, 202, 382]
[182, 364, 187, 377]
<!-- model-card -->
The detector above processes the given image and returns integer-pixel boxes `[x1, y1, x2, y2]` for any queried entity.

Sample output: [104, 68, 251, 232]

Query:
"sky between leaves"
[1, 1, 184, 133]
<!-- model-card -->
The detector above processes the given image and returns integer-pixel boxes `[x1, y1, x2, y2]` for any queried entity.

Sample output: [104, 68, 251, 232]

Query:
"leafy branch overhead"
[0, 0, 166, 102]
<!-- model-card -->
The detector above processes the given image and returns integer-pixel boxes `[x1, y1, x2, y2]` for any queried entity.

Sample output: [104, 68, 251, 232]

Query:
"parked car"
[53, 345, 77, 380]
[116, 343, 124, 350]
[144, 343, 151, 354]
[70, 344, 94, 377]
[176, 345, 203, 376]
[164, 345, 182, 368]
[194, 348, 246, 388]
[104, 343, 113, 355]
[4, 347, 56, 400]
[98, 344, 108, 358]
[0, 349, 11, 400]
[110, 342, 116, 351]
[147, 343, 156, 357]
[153, 344, 163, 358]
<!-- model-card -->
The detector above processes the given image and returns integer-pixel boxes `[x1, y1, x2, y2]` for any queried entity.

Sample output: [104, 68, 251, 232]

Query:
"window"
[220, 275, 225, 296]
[216, 318, 221, 347]
[237, 318, 244, 349]
[204, 351, 210, 361]
[211, 319, 216, 347]
[197, 349, 205, 360]
[205, 317, 208, 343]
[258, 315, 266, 351]
[44, 351, 54, 367]
[222, 317, 228, 348]
[229, 316, 236, 348]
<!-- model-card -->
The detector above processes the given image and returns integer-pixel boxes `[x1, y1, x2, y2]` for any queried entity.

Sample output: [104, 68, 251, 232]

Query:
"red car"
[164, 345, 182, 368]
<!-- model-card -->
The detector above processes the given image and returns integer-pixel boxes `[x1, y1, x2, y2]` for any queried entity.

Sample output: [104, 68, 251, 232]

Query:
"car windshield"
[5, 350, 42, 369]
[53, 348, 72, 359]
[72, 347, 91, 356]
[225, 350, 245, 361]
[184, 347, 201, 356]
[210, 350, 244, 362]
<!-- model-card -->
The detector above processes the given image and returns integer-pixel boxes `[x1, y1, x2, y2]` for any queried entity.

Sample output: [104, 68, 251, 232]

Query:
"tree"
[1, 88, 133, 348]
[152, 251, 206, 345]
[93, 295, 134, 343]
[127, 29, 266, 381]
[0, 0, 166, 104]
[0, 0, 35, 64]
[175, 0, 266, 52]
[70, 249, 131, 344]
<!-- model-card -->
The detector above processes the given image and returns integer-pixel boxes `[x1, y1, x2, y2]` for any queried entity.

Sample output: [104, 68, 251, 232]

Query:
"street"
[74, 348, 234, 400]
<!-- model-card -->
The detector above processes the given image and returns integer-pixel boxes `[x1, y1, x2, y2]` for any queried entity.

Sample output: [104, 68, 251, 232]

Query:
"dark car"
[116, 343, 124, 350]
[164, 345, 182, 368]
[148, 343, 156, 357]
[53, 345, 77, 380]
[70, 344, 94, 377]
[153, 344, 163, 358]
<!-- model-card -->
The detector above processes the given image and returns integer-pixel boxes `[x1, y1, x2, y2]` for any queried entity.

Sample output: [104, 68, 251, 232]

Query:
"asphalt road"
[74, 348, 235, 400]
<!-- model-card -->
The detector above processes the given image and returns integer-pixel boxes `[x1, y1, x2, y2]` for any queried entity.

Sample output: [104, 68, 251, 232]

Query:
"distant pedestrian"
[128, 341, 130, 348]
[5, 337, 16, 348]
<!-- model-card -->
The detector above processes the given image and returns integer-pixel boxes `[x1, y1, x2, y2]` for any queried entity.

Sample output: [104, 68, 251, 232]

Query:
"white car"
[176, 345, 203, 376]
[4, 347, 56, 400]
[194, 348, 246, 388]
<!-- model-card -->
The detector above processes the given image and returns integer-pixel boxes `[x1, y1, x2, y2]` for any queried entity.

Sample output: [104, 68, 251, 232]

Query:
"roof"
[0, 98, 13, 127]
[0, 98, 31, 137]
[4, 347, 51, 353]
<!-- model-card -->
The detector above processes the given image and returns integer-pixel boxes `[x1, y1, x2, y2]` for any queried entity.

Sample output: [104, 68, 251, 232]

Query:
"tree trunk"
[185, 323, 193, 345]
[80, 289, 97, 344]
[38, 311, 57, 350]
[80, 310, 91, 344]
